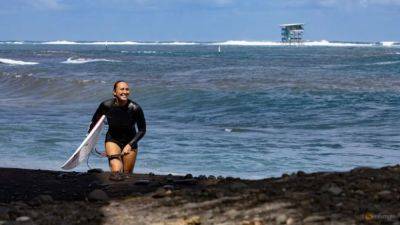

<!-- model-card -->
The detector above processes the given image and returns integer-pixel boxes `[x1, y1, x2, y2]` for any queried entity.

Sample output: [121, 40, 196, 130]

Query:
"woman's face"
[113, 82, 130, 102]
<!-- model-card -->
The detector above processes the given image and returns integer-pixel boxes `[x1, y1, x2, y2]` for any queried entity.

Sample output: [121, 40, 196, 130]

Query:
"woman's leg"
[122, 148, 138, 174]
[105, 142, 123, 172]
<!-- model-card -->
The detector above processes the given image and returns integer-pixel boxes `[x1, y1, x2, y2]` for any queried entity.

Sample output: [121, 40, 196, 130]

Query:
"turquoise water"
[0, 44, 399, 178]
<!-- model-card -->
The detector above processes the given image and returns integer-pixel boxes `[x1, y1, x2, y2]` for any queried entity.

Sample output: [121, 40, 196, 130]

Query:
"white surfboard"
[61, 115, 106, 170]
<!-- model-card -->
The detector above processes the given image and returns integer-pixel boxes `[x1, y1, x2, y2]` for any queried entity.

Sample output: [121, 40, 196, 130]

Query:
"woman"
[89, 80, 146, 180]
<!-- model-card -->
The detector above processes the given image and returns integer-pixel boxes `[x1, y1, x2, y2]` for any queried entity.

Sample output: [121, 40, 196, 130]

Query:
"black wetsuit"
[89, 98, 146, 149]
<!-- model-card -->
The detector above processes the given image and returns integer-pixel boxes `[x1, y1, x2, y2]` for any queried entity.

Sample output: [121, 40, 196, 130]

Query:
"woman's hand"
[122, 144, 132, 155]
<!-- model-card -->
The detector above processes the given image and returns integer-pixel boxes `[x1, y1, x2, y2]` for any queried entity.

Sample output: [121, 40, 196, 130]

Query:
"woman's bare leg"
[123, 148, 138, 174]
[105, 142, 123, 173]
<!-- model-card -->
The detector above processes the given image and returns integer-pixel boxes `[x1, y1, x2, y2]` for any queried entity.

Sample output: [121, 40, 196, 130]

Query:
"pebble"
[16, 216, 30, 222]
[286, 217, 295, 225]
[321, 183, 342, 195]
[354, 190, 365, 195]
[303, 215, 325, 223]
[88, 189, 109, 202]
[276, 214, 287, 224]
[184, 215, 201, 225]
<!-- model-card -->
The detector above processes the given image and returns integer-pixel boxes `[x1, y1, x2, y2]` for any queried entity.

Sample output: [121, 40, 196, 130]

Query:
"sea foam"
[214, 40, 375, 47]
[61, 57, 120, 64]
[0, 58, 38, 65]
[43, 40, 78, 45]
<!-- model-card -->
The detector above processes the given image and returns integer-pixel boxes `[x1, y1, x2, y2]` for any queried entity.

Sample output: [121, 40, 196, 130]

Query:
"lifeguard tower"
[280, 23, 304, 43]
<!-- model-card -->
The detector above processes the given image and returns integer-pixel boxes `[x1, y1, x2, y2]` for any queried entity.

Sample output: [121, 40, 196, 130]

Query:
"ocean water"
[0, 41, 400, 179]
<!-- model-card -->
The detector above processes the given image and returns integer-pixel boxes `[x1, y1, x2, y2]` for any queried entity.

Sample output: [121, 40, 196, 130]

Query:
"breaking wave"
[61, 57, 121, 64]
[214, 40, 375, 47]
[0, 58, 38, 65]
[0, 40, 399, 47]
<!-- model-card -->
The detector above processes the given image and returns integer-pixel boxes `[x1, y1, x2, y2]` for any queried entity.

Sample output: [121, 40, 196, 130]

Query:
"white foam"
[0, 58, 38, 65]
[43, 40, 78, 45]
[381, 41, 397, 47]
[157, 41, 197, 45]
[213, 40, 283, 46]
[40, 40, 195, 45]
[0, 41, 24, 45]
[87, 41, 140, 45]
[213, 40, 375, 47]
[61, 57, 120, 64]
[370, 60, 400, 65]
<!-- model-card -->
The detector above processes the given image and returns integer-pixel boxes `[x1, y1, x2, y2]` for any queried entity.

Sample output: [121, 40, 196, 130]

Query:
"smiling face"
[113, 81, 130, 103]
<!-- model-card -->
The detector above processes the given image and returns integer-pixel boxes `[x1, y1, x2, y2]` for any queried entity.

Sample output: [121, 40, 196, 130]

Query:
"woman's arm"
[128, 105, 146, 148]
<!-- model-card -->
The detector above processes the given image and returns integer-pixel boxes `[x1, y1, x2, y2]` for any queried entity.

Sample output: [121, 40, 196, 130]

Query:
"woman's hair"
[113, 80, 126, 91]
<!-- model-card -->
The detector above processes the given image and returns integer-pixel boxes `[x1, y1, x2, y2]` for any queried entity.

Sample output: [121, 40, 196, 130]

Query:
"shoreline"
[1, 166, 399, 224]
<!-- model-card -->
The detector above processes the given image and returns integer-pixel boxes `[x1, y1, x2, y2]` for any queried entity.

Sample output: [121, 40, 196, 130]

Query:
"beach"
[1, 165, 399, 225]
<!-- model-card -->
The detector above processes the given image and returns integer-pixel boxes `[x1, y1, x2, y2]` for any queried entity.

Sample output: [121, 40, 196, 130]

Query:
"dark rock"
[184, 174, 193, 179]
[36, 195, 53, 204]
[351, 166, 372, 173]
[0, 206, 11, 220]
[321, 183, 342, 195]
[56, 173, 67, 180]
[229, 182, 248, 191]
[88, 189, 109, 202]
[163, 185, 174, 190]
[198, 175, 207, 180]
[174, 179, 197, 185]
[152, 188, 172, 198]
[297, 171, 306, 176]
[148, 181, 161, 187]
[87, 168, 103, 174]
[282, 173, 290, 178]
[134, 180, 150, 185]
[225, 176, 234, 181]
[377, 190, 392, 200]
[88, 181, 102, 189]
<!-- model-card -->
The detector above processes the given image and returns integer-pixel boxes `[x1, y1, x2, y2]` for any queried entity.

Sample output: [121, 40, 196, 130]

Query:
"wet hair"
[113, 80, 127, 91]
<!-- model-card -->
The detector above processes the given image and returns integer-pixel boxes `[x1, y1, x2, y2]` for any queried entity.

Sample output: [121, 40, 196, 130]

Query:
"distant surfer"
[89, 81, 146, 181]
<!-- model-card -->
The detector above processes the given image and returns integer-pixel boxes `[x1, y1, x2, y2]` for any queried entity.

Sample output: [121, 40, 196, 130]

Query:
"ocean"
[0, 40, 399, 179]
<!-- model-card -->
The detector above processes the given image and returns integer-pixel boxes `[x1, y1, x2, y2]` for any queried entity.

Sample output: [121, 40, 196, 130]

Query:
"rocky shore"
[1, 165, 400, 225]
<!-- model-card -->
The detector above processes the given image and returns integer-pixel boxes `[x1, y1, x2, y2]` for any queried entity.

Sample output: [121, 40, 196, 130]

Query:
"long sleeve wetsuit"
[89, 98, 146, 149]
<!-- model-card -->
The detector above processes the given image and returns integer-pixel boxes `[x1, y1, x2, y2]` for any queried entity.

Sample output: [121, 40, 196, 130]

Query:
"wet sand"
[1, 165, 400, 224]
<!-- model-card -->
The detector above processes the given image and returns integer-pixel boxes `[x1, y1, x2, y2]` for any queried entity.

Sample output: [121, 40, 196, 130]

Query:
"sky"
[0, 0, 399, 42]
